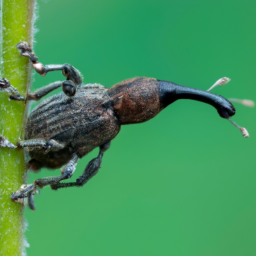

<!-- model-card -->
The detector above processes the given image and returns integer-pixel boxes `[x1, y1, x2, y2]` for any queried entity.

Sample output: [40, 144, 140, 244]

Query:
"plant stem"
[0, 0, 35, 255]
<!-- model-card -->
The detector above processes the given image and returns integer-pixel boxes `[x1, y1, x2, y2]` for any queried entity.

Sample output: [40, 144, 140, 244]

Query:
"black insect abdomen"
[26, 84, 120, 168]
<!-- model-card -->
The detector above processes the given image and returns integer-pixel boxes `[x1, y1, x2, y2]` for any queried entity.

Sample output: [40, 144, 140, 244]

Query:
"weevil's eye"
[62, 80, 76, 97]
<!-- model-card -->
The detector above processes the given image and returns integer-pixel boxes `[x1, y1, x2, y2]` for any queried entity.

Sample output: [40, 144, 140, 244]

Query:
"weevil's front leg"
[0, 78, 61, 101]
[1, 78, 77, 101]
[51, 141, 111, 190]
[17, 42, 83, 86]
[34, 153, 79, 188]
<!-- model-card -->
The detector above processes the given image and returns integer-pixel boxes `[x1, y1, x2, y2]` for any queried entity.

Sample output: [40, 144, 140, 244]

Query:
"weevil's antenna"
[228, 118, 249, 138]
[206, 77, 250, 138]
[207, 77, 231, 91]
[228, 98, 255, 107]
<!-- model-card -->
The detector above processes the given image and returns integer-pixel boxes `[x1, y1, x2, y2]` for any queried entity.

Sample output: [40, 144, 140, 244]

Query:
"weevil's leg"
[11, 152, 77, 210]
[17, 42, 83, 86]
[0, 78, 62, 101]
[28, 80, 77, 99]
[34, 153, 79, 188]
[51, 141, 111, 190]
[11, 154, 79, 209]
[1, 78, 76, 101]
[27, 81, 63, 100]
[18, 139, 65, 154]
[11, 184, 38, 211]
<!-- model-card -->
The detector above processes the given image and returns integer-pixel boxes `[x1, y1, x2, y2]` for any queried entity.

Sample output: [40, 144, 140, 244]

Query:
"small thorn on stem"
[228, 98, 255, 107]
[228, 118, 249, 138]
[207, 77, 231, 91]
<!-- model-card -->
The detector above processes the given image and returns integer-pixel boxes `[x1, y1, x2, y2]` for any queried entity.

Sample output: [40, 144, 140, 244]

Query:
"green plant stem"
[0, 0, 35, 255]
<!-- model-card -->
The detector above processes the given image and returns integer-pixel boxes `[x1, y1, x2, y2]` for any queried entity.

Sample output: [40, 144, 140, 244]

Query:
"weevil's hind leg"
[34, 153, 79, 188]
[51, 141, 111, 190]
[11, 184, 37, 210]
[17, 42, 83, 87]
[11, 153, 78, 210]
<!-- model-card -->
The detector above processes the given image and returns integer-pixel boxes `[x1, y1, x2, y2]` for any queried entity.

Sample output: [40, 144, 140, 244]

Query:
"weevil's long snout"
[158, 79, 249, 137]
[158, 80, 236, 119]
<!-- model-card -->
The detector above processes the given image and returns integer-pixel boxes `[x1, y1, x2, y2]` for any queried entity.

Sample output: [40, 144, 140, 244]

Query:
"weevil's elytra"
[0, 42, 238, 210]
[26, 84, 120, 170]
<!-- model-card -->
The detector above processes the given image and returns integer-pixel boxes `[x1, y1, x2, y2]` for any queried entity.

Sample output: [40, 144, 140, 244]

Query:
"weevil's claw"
[0, 78, 10, 89]
[11, 184, 39, 210]
[0, 135, 16, 148]
[16, 41, 38, 63]
[11, 184, 36, 201]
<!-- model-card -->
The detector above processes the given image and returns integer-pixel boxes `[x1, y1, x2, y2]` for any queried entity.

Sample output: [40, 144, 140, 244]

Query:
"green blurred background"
[25, 0, 256, 255]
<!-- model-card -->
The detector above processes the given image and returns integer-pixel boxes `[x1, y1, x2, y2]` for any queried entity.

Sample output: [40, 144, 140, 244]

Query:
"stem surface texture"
[0, 1, 35, 255]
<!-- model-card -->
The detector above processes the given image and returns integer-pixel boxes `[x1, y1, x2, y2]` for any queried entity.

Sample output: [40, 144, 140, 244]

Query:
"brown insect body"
[26, 76, 236, 171]
[2, 42, 239, 209]
[26, 77, 163, 170]
[26, 84, 120, 170]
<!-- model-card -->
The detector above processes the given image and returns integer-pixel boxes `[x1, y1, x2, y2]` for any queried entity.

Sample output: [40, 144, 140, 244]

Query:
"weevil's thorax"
[26, 84, 120, 167]
[108, 77, 161, 124]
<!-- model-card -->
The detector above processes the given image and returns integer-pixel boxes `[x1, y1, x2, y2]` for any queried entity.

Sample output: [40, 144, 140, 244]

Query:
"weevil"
[0, 42, 248, 210]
